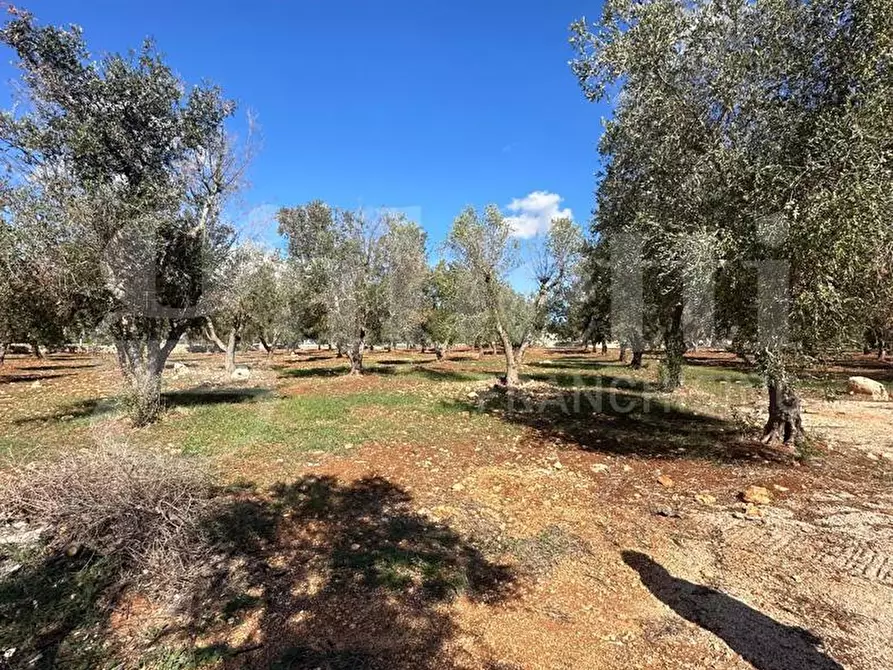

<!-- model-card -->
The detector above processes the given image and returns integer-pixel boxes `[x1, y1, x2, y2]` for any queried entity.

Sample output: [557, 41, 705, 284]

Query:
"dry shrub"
[0, 446, 214, 592]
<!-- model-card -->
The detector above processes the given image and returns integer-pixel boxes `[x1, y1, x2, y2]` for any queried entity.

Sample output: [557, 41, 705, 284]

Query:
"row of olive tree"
[0, 11, 586, 421]
[274, 201, 583, 383]
[569, 0, 893, 444]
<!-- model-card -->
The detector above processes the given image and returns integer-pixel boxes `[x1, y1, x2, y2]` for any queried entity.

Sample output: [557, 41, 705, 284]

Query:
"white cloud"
[504, 191, 573, 238]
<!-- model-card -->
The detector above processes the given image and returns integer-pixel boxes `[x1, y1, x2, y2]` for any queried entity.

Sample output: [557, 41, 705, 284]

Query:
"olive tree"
[446, 206, 581, 387]
[278, 202, 394, 374]
[204, 244, 284, 373]
[0, 11, 248, 423]
[571, 0, 893, 443]
[380, 216, 428, 350]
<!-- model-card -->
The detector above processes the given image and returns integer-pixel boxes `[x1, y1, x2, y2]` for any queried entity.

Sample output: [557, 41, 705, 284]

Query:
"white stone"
[230, 366, 251, 381]
[847, 376, 889, 401]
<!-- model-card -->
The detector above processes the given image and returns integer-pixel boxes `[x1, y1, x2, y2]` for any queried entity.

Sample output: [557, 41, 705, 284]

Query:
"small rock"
[350, 543, 361, 551]
[772, 484, 790, 492]
[847, 376, 889, 401]
[552, 461, 563, 470]
[654, 506, 681, 518]
[657, 475, 675, 488]
[451, 482, 465, 492]
[591, 463, 609, 474]
[30, 380, 42, 389]
[230, 366, 251, 381]
[694, 493, 717, 506]
[741, 485, 772, 505]
[743, 503, 764, 520]
[622, 465, 632, 473]
[467, 391, 478, 399]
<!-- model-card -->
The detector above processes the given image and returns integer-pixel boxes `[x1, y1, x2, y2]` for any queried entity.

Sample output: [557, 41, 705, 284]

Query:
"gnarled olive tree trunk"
[759, 349, 803, 446]
[762, 378, 803, 445]
[345, 329, 365, 375]
[112, 319, 186, 426]
[660, 302, 686, 391]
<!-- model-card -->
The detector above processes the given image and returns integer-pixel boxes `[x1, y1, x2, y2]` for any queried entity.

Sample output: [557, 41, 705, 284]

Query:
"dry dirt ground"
[1, 348, 892, 670]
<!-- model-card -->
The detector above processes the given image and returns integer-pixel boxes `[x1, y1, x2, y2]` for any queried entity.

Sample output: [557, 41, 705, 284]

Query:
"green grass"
[151, 387, 517, 458]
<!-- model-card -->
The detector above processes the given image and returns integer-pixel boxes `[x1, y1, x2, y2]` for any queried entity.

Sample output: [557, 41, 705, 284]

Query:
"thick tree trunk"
[0, 342, 7, 366]
[225, 329, 239, 374]
[336, 342, 344, 358]
[346, 330, 365, 375]
[629, 332, 645, 369]
[494, 321, 520, 388]
[113, 325, 184, 426]
[761, 379, 803, 445]
[619, 342, 628, 363]
[580, 317, 597, 352]
[601, 340, 608, 356]
[660, 303, 686, 391]
[31, 341, 43, 359]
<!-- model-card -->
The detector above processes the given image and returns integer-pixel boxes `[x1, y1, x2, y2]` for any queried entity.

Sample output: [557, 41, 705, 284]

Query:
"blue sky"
[1, 1, 611, 268]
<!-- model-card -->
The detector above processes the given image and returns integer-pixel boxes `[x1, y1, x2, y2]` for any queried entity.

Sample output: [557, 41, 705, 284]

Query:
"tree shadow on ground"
[17, 363, 98, 372]
[526, 367, 655, 392]
[447, 384, 784, 463]
[184, 475, 517, 669]
[12, 397, 118, 425]
[404, 367, 484, 383]
[0, 372, 75, 385]
[622, 551, 843, 670]
[163, 388, 272, 407]
[276, 366, 346, 379]
[0, 548, 120, 669]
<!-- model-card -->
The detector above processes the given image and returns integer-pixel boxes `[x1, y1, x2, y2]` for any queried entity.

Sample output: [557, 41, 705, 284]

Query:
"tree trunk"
[225, 329, 239, 374]
[336, 342, 344, 358]
[346, 329, 365, 375]
[494, 320, 520, 388]
[761, 379, 803, 445]
[660, 303, 686, 391]
[31, 341, 43, 359]
[629, 332, 645, 369]
[259, 335, 274, 357]
[879, 339, 887, 360]
[203, 319, 227, 353]
[601, 340, 608, 356]
[113, 325, 184, 426]
[619, 342, 628, 362]
[0, 341, 7, 366]
[490, 341, 497, 356]
[580, 317, 597, 352]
